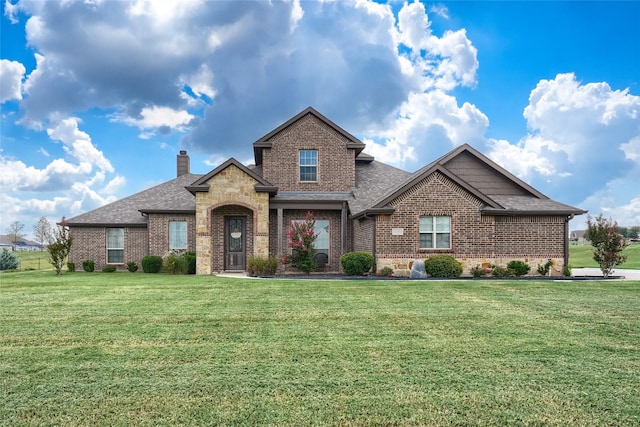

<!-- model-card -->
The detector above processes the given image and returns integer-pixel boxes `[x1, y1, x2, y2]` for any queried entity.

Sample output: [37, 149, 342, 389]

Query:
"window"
[419, 216, 451, 249]
[169, 221, 187, 250]
[314, 220, 330, 258]
[299, 150, 318, 182]
[106, 228, 124, 264]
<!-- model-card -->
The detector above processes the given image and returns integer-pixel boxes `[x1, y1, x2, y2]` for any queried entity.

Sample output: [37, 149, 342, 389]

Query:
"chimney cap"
[179, 150, 187, 155]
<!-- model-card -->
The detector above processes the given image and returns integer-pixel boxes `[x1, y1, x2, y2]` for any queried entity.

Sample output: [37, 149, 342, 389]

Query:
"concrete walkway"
[571, 268, 640, 280]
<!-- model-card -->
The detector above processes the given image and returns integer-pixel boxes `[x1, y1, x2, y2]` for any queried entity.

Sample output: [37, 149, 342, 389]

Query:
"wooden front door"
[225, 217, 246, 271]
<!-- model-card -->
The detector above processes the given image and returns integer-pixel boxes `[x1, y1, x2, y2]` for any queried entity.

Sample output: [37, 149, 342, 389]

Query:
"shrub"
[163, 253, 187, 275]
[142, 255, 163, 273]
[507, 260, 531, 276]
[67, 261, 76, 272]
[424, 255, 462, 278]
[184, 252, 197, 274]
[127, 262, 138, 272]
[0, 248, 19, 271]
[537, 259, 553, 276]
[340, 251, 374, 276]
[0, 250, 18, 271]
[101, 265, 117, 273]
[377, 266, 394, 277]
[563, 264, 572, 277]
[82, 260, 95, 272]
[247, 256, 278, 276]
[491, 265, 516, 277]
[470, 265, 487, 277]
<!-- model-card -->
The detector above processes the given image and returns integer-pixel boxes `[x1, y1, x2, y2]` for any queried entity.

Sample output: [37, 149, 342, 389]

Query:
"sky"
[1, 0, 639, 240]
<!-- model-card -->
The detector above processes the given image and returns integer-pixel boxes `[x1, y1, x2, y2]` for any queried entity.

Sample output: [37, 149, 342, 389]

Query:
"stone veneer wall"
[194, 164, 269, 274]
[209, 205, 254, 272]
[261, 114, 356, 192]
[69, 226, 149, 271]
[373, 172, 568, 276]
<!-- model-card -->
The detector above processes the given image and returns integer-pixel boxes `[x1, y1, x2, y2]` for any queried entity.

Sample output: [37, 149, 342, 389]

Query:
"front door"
[225, 217, 246, 271]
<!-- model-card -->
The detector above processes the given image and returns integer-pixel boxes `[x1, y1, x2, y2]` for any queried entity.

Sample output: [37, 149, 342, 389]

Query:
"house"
[67, 107, 586, 276]
[0, 235, 43, 252]
[569, 229, 589, 245]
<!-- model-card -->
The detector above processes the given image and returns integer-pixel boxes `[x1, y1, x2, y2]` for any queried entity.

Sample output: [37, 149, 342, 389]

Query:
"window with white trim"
[169, 221, 187, 250]
[299, 150, 318, 182]
[106, 228, 124, 264]
[419, 216, 451, 249]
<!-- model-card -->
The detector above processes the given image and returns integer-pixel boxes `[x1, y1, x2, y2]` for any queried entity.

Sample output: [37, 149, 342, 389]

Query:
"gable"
[441, 150, 531, 196]
[186, 158, 276, 195]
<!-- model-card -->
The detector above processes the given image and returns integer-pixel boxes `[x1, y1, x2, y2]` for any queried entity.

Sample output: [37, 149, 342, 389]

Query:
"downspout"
[564, 214, 574, 271]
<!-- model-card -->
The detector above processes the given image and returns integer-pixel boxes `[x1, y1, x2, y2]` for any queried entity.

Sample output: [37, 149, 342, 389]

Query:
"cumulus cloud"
[488, 73, 640, 223]
[0, 59, 25, 102]
[8, 0, 479, 165]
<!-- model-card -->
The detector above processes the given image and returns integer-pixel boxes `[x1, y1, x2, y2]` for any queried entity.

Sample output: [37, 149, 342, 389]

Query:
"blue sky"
[1, 0, 639, 239]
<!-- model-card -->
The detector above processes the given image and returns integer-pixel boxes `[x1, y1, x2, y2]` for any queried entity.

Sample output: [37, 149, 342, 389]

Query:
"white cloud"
[120, 106, 195, 131]
[0, 59, 25, 102]
[46, 117, 113, 173]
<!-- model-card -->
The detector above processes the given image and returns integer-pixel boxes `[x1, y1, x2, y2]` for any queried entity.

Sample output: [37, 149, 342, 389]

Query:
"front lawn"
[569, 242, 640, 269]
[1, 272, 639, 426]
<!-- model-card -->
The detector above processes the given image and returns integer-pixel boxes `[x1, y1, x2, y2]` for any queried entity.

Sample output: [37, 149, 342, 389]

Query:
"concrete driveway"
[572, 268, 640, 280]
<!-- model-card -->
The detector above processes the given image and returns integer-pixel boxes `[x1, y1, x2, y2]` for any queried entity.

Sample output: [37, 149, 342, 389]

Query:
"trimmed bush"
[0, 248, 19, 271]
[491, 265, 516, 277]
[127, 262, 138, 273]
[377, 266, 394, 277]
[537, 259, 553, 276]
[67, 262, 76, 272]
[507, 260, 531, 276]
[340, 251, 374, 276]
[184, 252, 197, 275]
[82, 260, 95, 272]
[142, 255, 163, 273]
[101, 265, 117, 273]
[424, 255, 463, 278]
[247, 256, 278, 276]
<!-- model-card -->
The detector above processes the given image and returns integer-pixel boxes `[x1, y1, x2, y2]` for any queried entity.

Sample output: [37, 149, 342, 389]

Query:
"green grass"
[11, 251, 53, 271]
[1, 272, 639, 426]
[569, 242, 640, 269]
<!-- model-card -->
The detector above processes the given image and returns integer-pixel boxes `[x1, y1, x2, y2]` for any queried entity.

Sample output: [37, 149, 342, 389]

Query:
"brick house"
[67, 107, 586, 276]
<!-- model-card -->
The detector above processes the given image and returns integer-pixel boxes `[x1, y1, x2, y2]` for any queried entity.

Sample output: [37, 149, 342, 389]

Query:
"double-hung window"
[299, 150, 318, 182]
[169, 221, 188, 250]
[106, 228, 124, 263]
[419, 216, 451, 249]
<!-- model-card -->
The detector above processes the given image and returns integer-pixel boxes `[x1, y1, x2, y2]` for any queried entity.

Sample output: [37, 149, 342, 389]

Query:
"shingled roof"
[66, 173, 202, 226]
[353, 144, 586, 218]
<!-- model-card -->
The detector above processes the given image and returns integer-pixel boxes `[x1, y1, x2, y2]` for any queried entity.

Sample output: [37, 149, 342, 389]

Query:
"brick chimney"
[177, 150, 190, 177]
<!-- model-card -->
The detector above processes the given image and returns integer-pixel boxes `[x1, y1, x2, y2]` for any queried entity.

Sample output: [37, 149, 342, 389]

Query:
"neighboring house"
[67, 107, 586, 276]
[569, 229, 588, 245]
[0, 235, 43, 252]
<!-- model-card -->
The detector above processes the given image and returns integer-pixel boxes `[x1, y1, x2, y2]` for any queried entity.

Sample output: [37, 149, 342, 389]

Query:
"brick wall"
[69, 226, 149, 271]
[262, 114, 356, 192]
[373, 172, 568, 276]
[147, 213, 196, 256]
[352, 217, 374, 253]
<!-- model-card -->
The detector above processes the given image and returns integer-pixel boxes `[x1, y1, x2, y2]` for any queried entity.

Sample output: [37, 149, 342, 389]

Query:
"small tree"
[6, 220, 25, 249]
[284, 211, 318, 273]
[33, 216, 52, 249]
[585, 214, 629, 278]
[47, 217, 73, 275]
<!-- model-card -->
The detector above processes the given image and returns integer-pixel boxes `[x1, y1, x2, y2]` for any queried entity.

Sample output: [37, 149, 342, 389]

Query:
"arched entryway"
[209, 204, 254, 272]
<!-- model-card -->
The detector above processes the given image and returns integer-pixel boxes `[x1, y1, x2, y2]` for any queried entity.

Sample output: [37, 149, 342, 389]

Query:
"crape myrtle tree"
[283, 211, 318, 274]
[585, 214, 629, 278]
[47, 217, 73, 275]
